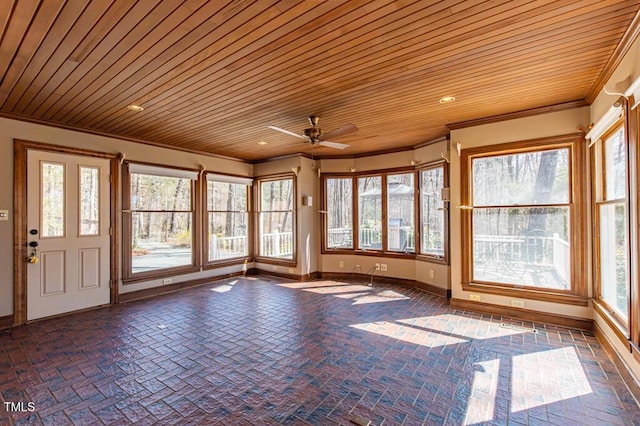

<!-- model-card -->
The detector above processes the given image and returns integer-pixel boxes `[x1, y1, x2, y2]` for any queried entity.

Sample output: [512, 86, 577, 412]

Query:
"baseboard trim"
[0, 314, 14, 330]
[119, 269, 451, 303]
[594, 322, 640, 406]
[450, 298, 592, 331]
[318, 272, 450, 298]
[119, 271, 247, 303]
[251, 269, 321, 282]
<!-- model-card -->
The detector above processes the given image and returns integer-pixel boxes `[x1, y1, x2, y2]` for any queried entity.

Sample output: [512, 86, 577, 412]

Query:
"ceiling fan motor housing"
[304, 127, 323, 143]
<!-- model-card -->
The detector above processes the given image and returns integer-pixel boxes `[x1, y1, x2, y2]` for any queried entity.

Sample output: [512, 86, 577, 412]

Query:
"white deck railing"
[259, 232, 293, 258]
[474, 233, 571, 282]
[209, 235, 248, 260]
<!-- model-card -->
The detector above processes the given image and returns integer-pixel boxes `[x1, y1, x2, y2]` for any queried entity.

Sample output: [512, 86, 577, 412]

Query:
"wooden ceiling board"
[110, 0, 631, 145]
[1, 0, 639, 161]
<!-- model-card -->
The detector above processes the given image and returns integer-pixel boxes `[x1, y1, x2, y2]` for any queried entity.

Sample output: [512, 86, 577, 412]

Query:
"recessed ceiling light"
[127, 104, 144, 112]
[439, 96, 456, 104]
[257, 141, 268, 145]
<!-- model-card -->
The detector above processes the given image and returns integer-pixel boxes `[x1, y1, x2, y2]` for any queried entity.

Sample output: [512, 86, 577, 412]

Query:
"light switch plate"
[0, 210, 8, 221]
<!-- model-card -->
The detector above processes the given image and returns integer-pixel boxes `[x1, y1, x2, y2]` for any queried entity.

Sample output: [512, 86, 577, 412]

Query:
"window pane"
[599, 203, 628, 320]
[80, 167, 99, 236]
[41, 162, 65, 237]
[421, 167, 444, 256]
[207, 181, 247, 211]
[326, 178, 353, 249]
[604, 127, 626, 200]
[131, 174, 191, 211]
[387, 173, 414, 252]
[472, 207, 570, 289]
[131, 212, 192, 272]
[259, 212, 293, 259]
[209, 212, 248, 261]
[473, 149, 569, 206]
[261, 179, 293, 211]
[358, 176, 382, 250]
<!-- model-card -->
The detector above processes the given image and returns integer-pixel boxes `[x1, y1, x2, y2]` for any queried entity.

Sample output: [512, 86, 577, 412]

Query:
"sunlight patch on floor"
[277, 280, 411, 304]
[511, 346, 592, 412]
[350, 321, 467, 347]
[302, 284, 374, 294]
[348, 289, 410, 304]
[464, 358, 500, 425]
[210, 280, 238, 293]
[397, 314, 528, 340]
[277, 280, 351, 289]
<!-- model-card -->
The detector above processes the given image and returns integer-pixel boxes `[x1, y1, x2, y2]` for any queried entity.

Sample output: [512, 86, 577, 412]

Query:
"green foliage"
[174, 230, 192, 247]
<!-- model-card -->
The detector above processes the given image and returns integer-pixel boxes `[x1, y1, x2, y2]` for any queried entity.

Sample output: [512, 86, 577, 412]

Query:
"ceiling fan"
[268, 115, 358, 150]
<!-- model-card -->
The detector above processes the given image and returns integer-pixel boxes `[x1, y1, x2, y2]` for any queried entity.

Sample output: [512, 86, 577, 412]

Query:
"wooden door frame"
[13, 140, 119, 326]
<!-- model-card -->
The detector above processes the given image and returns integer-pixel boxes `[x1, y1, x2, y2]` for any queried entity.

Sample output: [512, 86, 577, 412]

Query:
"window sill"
[204, 257, 251, 270]
[461, 281, 589, 306]
[416, 254, 448, 265]
[122, 265, 200, 285]
[254, 257, 297, 267]
[593, 299, 630, 345]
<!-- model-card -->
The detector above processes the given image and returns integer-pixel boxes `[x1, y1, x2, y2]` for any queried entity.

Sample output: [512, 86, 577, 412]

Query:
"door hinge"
[109, 174, 112, 183]
[109, 227, 113, 236]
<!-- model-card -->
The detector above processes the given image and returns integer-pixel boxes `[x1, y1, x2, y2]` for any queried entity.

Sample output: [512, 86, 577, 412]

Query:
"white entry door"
[27, 150, 111, 321]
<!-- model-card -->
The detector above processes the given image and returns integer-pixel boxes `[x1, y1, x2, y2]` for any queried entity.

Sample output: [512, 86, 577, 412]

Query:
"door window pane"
[473, 149, 569, 206]
[41, 162, 65, 237]
[472, 207, 570, 289]
[79, 167, 99, 236]
[326, 178, 353, 249]
[387, 173, 414, 252]
[421, 167, 445, 256]
[358, 176, 382, 249]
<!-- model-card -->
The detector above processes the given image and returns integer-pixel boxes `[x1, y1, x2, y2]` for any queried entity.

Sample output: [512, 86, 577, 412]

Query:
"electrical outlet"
[380, 264, 387, 271]
[375, 263, 380, 270]
[469, 293, 481, 301]
[162, 278, 172, 285]
[272, 265, 278, 271]
[511, 299, 525, 308]
[429, 269, 435, 279]
[338, 261, 344, 268]
[288, 268, 294, 274]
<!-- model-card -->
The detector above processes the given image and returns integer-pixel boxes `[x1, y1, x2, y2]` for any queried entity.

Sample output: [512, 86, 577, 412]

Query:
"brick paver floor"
[1, 275, 639, 425]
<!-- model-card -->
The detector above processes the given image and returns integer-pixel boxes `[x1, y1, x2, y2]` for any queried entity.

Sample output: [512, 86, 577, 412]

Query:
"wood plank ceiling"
[0, 0, 638, 161]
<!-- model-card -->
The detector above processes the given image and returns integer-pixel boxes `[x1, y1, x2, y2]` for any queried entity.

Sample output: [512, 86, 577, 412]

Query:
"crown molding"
[447, 100, 588, 130]
[586, 8, 640, 104]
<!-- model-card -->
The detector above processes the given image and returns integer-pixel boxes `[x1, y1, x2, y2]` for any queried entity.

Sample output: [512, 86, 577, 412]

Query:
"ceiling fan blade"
[318, 140, 350, 150]
[268, 125, 307, 140]
[322, 123, 358, 140]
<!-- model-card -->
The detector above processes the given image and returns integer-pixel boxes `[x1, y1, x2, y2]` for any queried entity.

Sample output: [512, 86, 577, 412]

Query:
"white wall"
[0, 117, 253, 315]
[449, 107, 592, 318]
